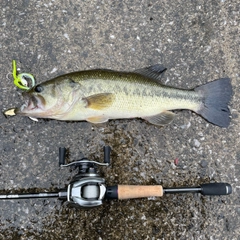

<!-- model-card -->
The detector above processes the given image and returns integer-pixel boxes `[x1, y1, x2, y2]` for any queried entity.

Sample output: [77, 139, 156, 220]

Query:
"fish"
[14, 64, 233, 127]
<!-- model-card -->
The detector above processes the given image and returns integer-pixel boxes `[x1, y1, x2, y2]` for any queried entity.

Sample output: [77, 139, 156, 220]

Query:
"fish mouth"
[17, 94, 45, 115]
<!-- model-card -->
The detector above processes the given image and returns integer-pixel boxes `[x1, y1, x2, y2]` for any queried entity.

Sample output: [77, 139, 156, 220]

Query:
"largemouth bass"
[14, 64, 232, 127]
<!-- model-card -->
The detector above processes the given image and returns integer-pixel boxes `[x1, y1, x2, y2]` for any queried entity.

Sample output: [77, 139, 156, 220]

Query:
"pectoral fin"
[144, 111, 175, 126]
[84, 93, 115, 110]
[86, 116, 109, 123]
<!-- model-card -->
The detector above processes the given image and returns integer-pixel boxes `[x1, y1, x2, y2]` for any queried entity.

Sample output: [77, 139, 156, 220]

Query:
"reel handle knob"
[103, 146, 111, 164]
[59, 147, 67, 166]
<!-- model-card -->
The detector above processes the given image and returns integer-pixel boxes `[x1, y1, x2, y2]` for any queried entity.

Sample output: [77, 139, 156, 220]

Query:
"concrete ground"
[0, 0, 239, 239]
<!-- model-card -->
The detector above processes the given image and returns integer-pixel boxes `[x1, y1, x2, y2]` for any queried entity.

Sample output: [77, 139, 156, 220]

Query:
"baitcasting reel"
[0, 146, 232, 209]
[59, 146, 113, 208]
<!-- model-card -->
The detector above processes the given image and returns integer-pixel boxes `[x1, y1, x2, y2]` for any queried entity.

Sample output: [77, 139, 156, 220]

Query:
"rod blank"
[0, 192, 66, 200]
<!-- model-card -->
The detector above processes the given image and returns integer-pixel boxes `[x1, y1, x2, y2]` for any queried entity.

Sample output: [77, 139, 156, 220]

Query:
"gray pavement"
[0, 1, 239, 239]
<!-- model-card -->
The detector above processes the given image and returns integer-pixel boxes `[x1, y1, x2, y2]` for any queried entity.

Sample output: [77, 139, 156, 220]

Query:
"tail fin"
[195, 78, 233, 128]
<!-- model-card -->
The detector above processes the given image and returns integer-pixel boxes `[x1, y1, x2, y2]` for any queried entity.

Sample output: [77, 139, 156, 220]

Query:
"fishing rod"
[0, 147, 232, 208]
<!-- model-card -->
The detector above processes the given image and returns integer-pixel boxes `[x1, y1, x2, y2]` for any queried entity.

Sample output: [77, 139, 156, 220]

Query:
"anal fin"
[143, 111, 175, 126]
[86, 116, 109, 124]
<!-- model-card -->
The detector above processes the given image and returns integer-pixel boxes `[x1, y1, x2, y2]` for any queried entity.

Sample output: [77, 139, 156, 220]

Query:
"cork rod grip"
[118, 185, 163, 199]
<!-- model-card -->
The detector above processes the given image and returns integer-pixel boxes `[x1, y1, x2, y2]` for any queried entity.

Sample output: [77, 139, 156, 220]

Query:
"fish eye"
[35, 85, 43, 93]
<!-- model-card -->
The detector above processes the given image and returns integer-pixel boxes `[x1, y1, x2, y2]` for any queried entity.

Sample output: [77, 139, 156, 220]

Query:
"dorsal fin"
[134, 64, 167, 82]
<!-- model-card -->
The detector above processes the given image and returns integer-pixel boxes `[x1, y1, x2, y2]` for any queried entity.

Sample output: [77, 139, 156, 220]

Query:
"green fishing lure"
[12, 60, 35, 90]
